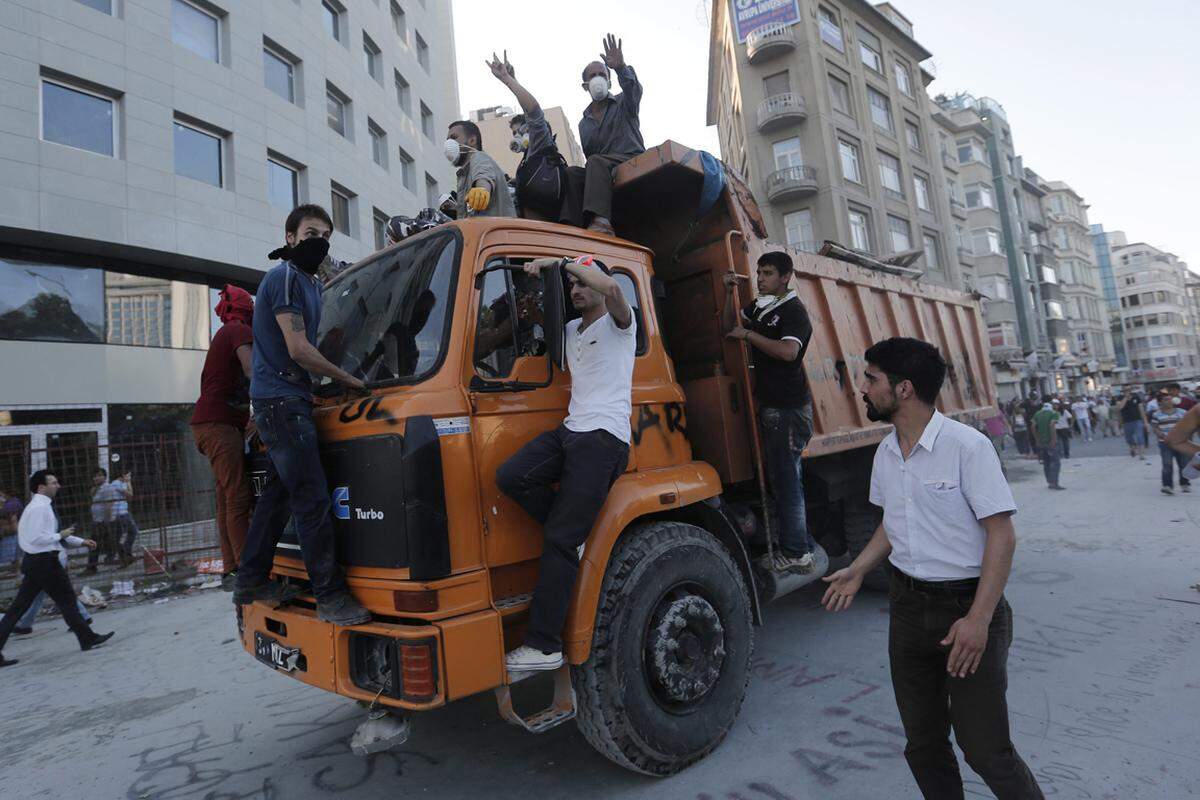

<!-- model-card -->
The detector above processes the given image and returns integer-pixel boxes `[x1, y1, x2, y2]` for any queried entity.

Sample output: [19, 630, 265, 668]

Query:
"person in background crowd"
[0, 488, 22, 566]
[1092, 396, 1113, 438]
[822, 337, 1045, 800]
[1070, 396, 1093, 442]
[577, 34, 644, 236]
[1150, 395, 1191, 495]
[1166, 382, 1195, 411]
[1032, 402, 1065, 490]
[0, 471, 114, 668]
[85, 469, 117, 574]
[445, 120, 516, 220]
[1010, 405, 1031, 456]
[723, 251, 818, 575]
[1052, 401, 1072, 459]
[235, 204, 371, 627]
[110, 472, 139, 568]
[192, 285, 256, 591]
[1119, 392, 1149, 460]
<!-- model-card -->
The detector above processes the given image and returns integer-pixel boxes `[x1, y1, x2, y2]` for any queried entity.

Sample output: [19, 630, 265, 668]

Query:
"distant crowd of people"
[999, 382, 1198, 493]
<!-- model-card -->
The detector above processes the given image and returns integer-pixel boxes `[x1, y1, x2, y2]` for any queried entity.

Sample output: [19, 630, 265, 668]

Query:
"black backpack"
[514, 140, 567, 219]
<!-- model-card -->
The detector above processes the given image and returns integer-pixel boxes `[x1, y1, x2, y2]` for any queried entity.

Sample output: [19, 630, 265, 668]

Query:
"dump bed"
[613, 141, 996, 481]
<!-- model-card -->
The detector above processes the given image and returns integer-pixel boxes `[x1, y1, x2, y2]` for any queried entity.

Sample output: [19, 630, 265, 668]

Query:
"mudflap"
[494, 665, 576, 734]
[756, 543, 831, 605]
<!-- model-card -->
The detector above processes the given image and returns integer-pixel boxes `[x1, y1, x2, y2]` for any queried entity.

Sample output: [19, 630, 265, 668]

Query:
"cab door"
[466, 249, 572, 587]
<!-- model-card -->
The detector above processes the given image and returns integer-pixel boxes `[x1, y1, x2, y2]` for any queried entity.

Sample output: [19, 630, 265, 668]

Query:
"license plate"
[254, 632, 303, 672]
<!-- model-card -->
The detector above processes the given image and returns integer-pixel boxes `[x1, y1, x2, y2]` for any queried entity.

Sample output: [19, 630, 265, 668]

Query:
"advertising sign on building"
[731, 0, 801, 42]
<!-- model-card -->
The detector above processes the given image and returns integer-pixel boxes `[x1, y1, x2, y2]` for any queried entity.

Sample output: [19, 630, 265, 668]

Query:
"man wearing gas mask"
[445, 120, 516, 219]
[578, 33, 644, 236]
[234, 204, 372, 628]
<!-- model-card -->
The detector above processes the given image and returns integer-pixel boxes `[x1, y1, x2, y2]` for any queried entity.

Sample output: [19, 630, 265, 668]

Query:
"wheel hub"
[646, 594, 726, 704]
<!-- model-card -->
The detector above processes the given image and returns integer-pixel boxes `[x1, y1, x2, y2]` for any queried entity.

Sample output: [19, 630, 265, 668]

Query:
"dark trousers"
[238, 397, 346, 603]
[1038, 444, 1061, 486]
[581, 153, 634, 223]
[1159, 441, 1191, 488]
[1057, 427, 1070, 458]
[114, 513, 139, 558]
[87, 520, 116, 568]
[759, 404, 815, 557]
[888, 572, 1044, 800]
[0, 552, 96, 651]
[496, 425, 629, 652]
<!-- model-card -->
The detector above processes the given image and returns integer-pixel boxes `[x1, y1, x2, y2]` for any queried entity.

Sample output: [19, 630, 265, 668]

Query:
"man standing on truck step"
[822, 337, 1044, 800]
[723, 250, 817, 575]
[577, 34, 644, 236]
[192, 285, 255, 590]
[496, 255, 635, 672]
[445, 120, 516, 220]
[233, 204, 372, 627]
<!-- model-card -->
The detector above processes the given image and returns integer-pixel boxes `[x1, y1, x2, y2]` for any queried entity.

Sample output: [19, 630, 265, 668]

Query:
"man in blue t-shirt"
[234, 204, 370, 627]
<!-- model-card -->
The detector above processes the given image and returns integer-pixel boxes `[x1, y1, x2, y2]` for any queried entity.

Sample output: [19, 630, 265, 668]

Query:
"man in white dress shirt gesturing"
[821, 337, 1043, 800]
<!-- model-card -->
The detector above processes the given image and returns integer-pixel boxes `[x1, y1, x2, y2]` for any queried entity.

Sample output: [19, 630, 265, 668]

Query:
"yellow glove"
[466, 187, 491, 212]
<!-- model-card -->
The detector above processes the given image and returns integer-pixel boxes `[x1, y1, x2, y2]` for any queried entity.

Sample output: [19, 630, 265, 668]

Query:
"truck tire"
[842, 495, 888, 592]
[572, 520, 754, 775]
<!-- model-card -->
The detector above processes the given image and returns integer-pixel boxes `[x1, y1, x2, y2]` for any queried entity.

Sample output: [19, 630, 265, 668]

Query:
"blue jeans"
[18, 590, 91, 629]
[1159, 442, 1191, 489]
[239, 396, 347, 603]
[0, 535, 17, 565]
[759, 404, 815, 557]
[1039, 446, 1062, 487]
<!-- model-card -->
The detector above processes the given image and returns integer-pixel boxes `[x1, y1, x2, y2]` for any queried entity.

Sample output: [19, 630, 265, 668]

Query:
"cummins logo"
[332, 486, 385, 521]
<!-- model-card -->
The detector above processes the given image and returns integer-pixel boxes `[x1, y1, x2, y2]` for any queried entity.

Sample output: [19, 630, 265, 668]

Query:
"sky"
[452, 0, 1199, 266]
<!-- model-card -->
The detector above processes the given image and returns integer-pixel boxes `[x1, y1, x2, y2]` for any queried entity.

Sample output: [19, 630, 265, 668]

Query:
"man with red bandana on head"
[192, 285, 256, 590]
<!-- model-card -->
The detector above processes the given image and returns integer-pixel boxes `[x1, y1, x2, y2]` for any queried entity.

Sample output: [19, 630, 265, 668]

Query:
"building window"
[322, 1, 342, 42]
[373, 208, 389, 250]
[390, 1, 407, 44]
[893, 59, 912, 97]
[887, 215, 912, 252]
[818, 6, 844, 51]
[838, 139, 862, 184]
[394, 70, 411, 115]
[772, 137, 803, 170]
[1045, 300, 1065, 320]
[330, 184, 351, 235]
[0, 257, 104, 343]
[988, 322, 1017, 348]
[1041, 266, 1058, 284]
[973, 229, 1003, 255]
[415, 31, 429, 71]
[425, 173, 439, 208]
[172, 0, 220, 63]
[363, 34, 382, 82]
[40, 78, 116, 157]
[957, 138, 985, 164]
[904, 120, 922, 153]
[368, 120, 387, 168]
[913, 173, 931, 210]
[326, 84, 348, 137]
[75, 0, 113, 13]
[866, 86, 892, 133]
[828, 74, 851, 116]
[857, 26, 882, 72]
[397, 146, 415, 191]
[173, 119, 222, 187]
[267, 157, 298, 209]
[263, 43, 296, 103]
[966, 183, 994, 209]
[848, 209, 871, 251]
[783, 209, 815, 251]
[420, 101, 434, 141]
[980, 277, 1010, 300]
[878, 150, 902, 197]
[922, 233, 940, 269]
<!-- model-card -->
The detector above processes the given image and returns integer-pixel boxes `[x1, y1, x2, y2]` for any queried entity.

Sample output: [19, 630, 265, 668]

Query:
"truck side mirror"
[544, 265, 566, 371]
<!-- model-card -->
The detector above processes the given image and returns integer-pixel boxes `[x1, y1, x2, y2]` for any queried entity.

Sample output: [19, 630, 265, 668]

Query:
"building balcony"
[765, 165, 819, 203]
[950, 198, 966, 219]
[756, 92, 807, 132]
[788, 240, 822, 254]
[1027, 218, 1048, 233]
[942, 149, 957, 170]
[957, 246, 975, 265]
[746, 23, 796, 64]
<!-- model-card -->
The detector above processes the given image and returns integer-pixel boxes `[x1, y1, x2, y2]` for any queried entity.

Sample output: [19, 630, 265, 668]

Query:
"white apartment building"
[1113, 240, 1200, 385]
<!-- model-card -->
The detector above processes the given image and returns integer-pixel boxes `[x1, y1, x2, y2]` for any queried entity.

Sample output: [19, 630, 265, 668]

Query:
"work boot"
[81, 631, 115, 651]
[233, 580, 303, 608]
[317, 592, 371, 626]
[505, 645, 563, 673]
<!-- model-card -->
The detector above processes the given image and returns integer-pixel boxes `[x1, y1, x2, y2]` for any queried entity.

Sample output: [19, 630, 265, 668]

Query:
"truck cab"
[239, 142, 997, 775]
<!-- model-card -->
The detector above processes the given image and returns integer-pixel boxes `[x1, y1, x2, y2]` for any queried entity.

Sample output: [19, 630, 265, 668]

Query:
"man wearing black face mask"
[234, 204, 371, 627]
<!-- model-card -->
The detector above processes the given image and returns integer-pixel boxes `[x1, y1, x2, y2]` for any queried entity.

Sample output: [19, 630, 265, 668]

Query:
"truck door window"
[613, 272, 647, 356]
[473, 264, 549, 379]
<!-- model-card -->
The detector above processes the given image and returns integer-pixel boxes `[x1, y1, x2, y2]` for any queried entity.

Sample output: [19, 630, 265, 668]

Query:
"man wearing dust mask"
[578, 33, 644, 236]
[445, 120, 516, 219]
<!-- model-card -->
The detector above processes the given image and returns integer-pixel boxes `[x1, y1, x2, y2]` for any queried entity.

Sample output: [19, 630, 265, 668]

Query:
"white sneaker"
[505, 645, 563, 673]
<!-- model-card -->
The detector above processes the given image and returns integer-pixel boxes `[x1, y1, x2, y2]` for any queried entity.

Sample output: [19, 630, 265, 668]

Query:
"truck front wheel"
[573, 520, 753, 775]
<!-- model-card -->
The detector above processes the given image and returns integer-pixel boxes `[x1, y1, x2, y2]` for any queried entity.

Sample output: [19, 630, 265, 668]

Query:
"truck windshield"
[315, 231, 459, 392]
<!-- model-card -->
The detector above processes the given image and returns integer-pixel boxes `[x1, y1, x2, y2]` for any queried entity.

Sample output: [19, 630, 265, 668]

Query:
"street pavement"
[1, 454, 1198, 800]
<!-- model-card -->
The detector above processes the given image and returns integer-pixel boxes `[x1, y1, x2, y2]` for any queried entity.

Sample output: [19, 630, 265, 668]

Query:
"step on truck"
[237, 141, 997, 775]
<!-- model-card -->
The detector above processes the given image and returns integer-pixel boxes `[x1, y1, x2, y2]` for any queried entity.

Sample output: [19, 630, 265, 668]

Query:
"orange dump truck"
[238, 141, 997, 774]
